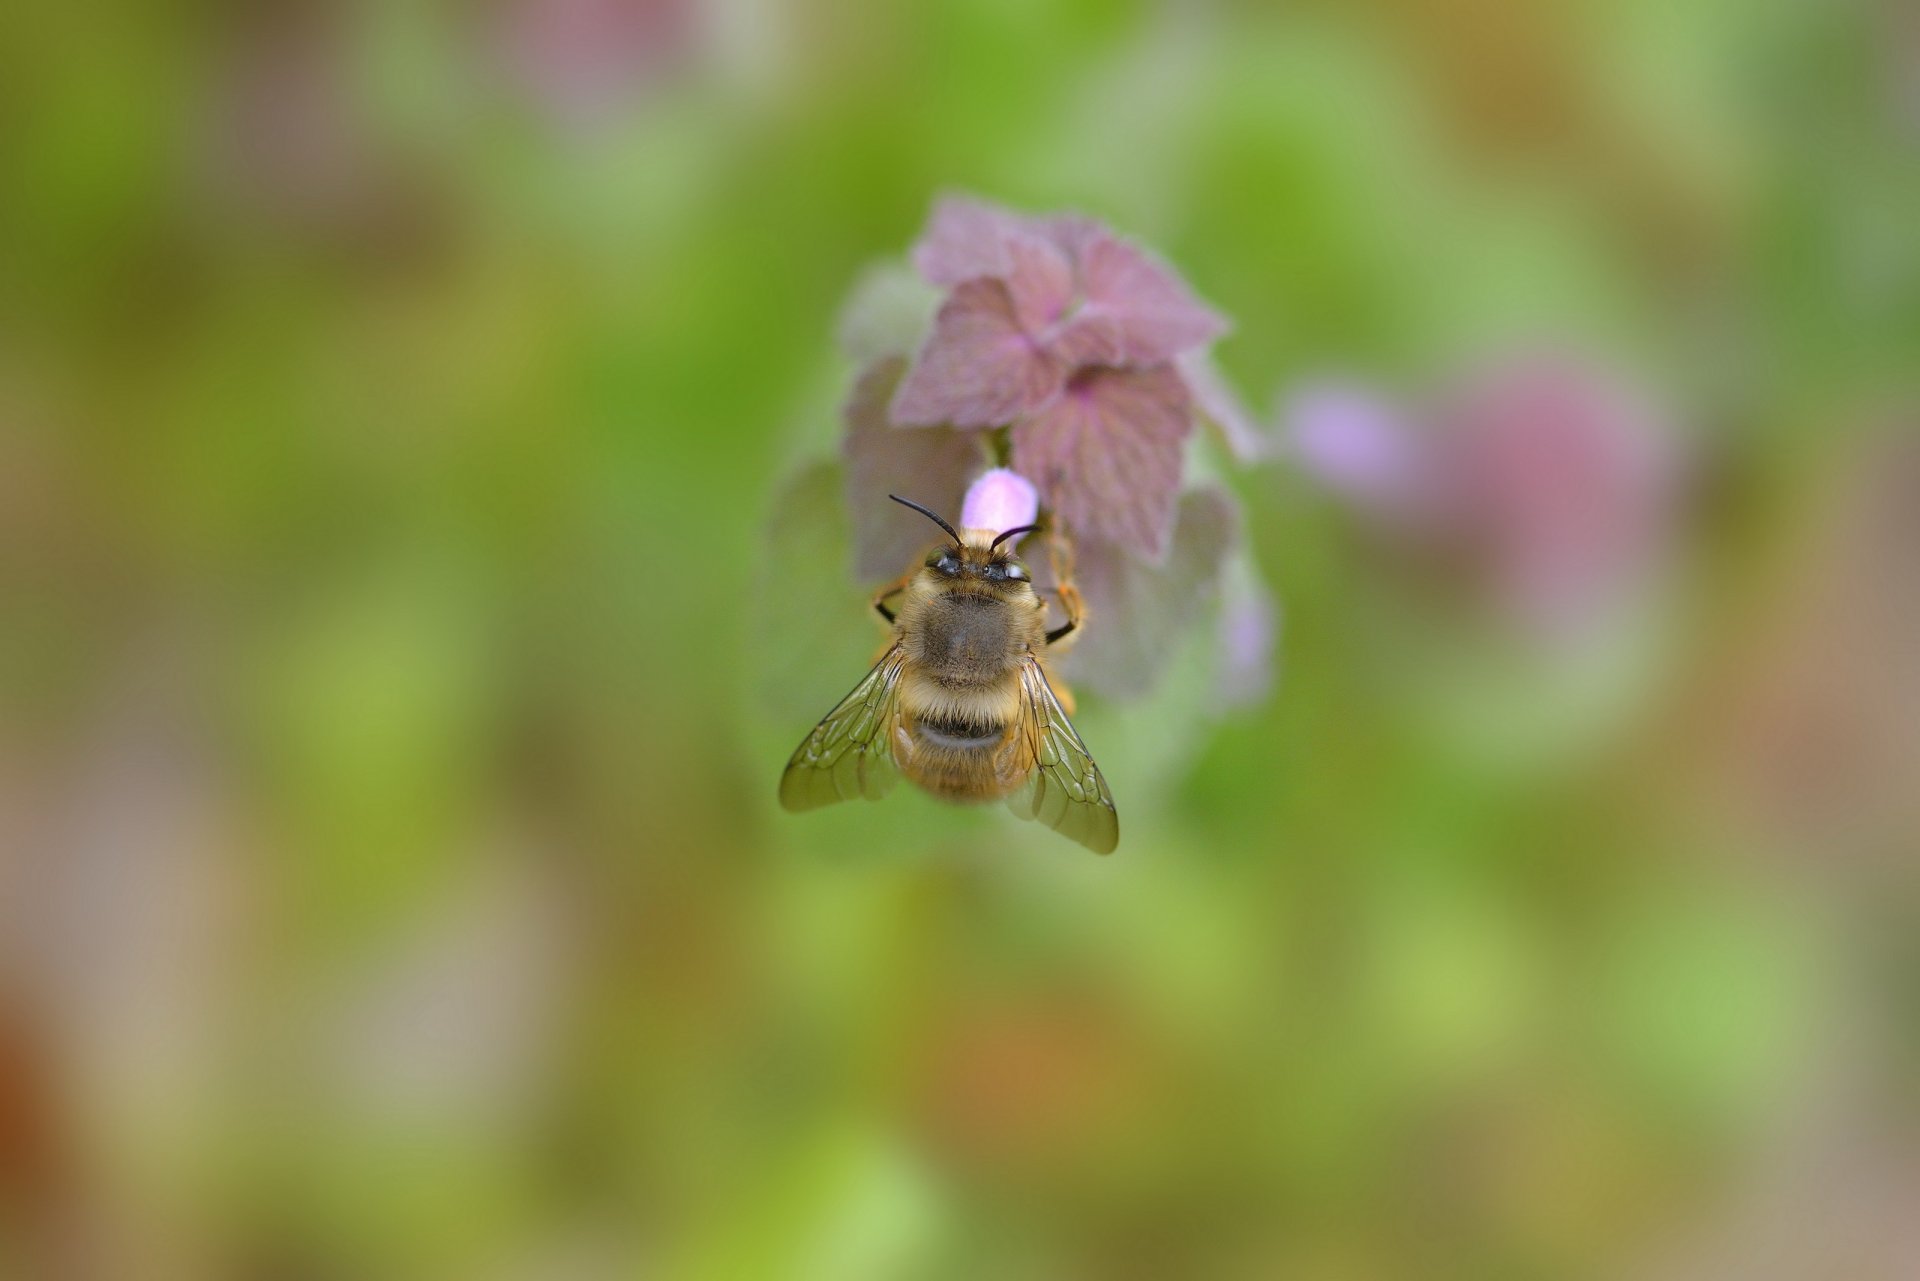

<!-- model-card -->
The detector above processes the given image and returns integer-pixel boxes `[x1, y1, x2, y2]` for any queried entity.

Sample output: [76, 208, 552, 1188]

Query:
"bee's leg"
[1040, 579, 1084, 714]
[1045, 580, 1084, 646]
[870, 575, 911, 625]
[1043, 527, 1083, 646]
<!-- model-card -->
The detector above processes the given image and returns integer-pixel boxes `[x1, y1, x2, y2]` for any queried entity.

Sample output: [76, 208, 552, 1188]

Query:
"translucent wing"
[778, 647, 908, 812]
[1007, 658, 1119, 854]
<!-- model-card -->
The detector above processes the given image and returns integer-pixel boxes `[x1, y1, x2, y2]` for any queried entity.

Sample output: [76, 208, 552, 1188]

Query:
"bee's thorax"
[897, 576, 1044, 688]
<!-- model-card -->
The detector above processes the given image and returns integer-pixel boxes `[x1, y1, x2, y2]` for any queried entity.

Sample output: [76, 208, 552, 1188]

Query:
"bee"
[779, 494, 1119, 854]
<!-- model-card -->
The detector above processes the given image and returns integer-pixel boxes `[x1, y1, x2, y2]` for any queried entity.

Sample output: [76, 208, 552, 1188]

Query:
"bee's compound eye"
[1004, 563, 1028, 581]
[931, 554, 961, 577]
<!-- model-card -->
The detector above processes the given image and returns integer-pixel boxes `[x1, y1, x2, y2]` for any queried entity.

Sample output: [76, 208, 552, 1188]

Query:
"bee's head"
[892, 494, 1038, 595]
[922, 541, 1033, 588]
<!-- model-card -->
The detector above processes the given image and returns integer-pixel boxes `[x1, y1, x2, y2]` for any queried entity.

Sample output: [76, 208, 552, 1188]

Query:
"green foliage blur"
[1, 0, 1916, 1276]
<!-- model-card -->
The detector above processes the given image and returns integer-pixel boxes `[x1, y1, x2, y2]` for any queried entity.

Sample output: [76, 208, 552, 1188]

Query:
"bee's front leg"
[870, 574, 912, 626]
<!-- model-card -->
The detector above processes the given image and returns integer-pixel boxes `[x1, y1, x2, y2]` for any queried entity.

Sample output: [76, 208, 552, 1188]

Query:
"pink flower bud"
[960, 468, 1039, 542]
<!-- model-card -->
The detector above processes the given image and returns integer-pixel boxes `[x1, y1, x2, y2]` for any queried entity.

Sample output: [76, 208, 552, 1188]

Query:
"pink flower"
[887, 196, 1227, 560]
[1285, 381, 1431, 521]
[1289, 354, 1685, 641]
[819, 194, 1275, 704]
[1444, 356, 1683, 637]
[497, 0, 699, 125]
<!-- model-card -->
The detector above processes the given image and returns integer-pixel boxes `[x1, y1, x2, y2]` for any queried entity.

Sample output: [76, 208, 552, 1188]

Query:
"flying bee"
[779, 494, 1119, 854]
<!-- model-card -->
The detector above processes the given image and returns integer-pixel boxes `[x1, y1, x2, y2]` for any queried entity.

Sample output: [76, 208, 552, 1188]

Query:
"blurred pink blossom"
[1446, 356, 1683, 637]
[498, 0, 699, 124]
[1285, 380, 1431, 520]
[1290, 354, 1685, 640]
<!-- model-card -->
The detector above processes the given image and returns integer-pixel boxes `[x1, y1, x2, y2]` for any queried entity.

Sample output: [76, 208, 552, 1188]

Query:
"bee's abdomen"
[913, 714, 1003, 751]
[899, 712, 1025, 804]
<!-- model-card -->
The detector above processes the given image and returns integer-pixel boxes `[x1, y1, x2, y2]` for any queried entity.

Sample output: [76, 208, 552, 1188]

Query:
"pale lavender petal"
[758, 460, 885, 724]
[890, 279, 1065, 428]
[1213, 560, 1280, 711]
[842, 356, 982, 578]
[1011, 365, 1193, 560]
[835, 261, 941, 364]
[1179, 350, 1269, 463]
[1050, 233, 1226, 367]
[1286, 381, 1429, 515]
[960, 468, 1039, 540]
[1050, 487, 1240, 700]
[911, 195, 1028, 286]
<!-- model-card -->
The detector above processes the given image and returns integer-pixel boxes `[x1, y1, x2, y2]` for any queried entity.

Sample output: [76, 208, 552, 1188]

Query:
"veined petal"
[1050, 232, 1226, 367]
[1003, 232, 1076, 335]
[891, 279, 1065, 428]
[842, 356, 982, 578]
[1011, 364, 1193, 560]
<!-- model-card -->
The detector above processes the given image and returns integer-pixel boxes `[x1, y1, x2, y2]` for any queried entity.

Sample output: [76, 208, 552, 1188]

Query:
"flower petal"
[1286, 380, 1431, 518]
[1213, 556, 1280, 711]
[759, 460, 883, 724]
[1052, 487, 1240, 700]
[1446, 357, 1682, 638]
[890, 279, 1065, 428]
[842, 356, 982, 579]
[1038, 213, 1104, 260]
[1051, 233, 1226, 367]
[911, 195, 1029, 286]
[1179, 350, 1269, 463]
[1003, 232, 1076, 335]
[835, 261, 941, 365]
[960, 468, 1039, 541]
[1011, 364, 1193, 560]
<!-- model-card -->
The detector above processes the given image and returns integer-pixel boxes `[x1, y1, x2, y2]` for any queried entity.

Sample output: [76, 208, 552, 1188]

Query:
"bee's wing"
[1007, 657, 1119, 854]
[778, 647, 908, 812]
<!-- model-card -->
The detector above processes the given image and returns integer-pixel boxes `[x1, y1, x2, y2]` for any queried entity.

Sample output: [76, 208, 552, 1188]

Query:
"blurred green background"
[2, 0, 1917, 1276]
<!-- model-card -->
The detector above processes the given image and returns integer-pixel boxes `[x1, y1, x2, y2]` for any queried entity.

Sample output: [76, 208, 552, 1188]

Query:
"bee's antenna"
[889, 494, 963, 549]
[990, 523, 1040, 550]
